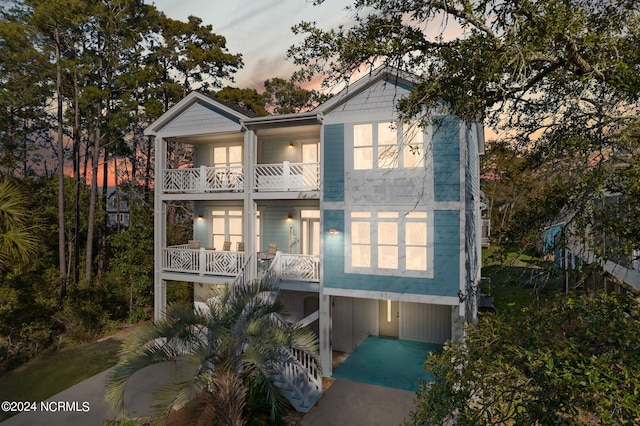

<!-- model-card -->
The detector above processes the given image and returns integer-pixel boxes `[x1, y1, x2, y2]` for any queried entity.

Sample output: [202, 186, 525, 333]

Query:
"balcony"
[162, 245, 244, 276]
[162, 245, 319, 285]
[162, 166, 243, 193]
[254, 162, 319, 192]
[270, 252, 320, 282]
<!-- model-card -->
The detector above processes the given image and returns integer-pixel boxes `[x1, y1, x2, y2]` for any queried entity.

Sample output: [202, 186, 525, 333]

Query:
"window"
[213, 145, 242, 167]
[377, 212, 398, 269]
[352, 121, 425, 170]
[348, 210, 429, 276]
[354, 124, 373, 170]
[378, 123, 398, 169]
[351, 212, 371, 267]
[403, 123, 424, 168]
[405, 212, 427, 271]
[212, 209, 243, 249]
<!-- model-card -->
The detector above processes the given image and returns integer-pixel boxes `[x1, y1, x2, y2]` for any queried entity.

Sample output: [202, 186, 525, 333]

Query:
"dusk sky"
[148, 0, 358, 91]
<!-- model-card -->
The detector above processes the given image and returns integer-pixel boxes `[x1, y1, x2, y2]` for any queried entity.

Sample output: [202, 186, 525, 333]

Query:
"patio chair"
[188, 240, 200, 249]
[236, 242, 244, 252]
[259, 243, 277, 261]
[222, 241, 231, 251]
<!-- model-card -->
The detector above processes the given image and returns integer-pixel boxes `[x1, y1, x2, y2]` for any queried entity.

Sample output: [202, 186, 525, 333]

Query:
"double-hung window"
[352, 121, 425, 170]
[348, 210, 430, 276]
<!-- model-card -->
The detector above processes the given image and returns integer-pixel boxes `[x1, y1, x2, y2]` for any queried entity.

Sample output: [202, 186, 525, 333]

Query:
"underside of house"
[145, 67, 484, 411]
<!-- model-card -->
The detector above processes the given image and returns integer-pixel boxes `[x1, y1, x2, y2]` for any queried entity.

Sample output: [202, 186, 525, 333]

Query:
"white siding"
[353, 298, 376, 347]
[400, 302, 451, 344]
[325, 79, 411, 117]
[160, 102, 242, 136]
[332, 297, 353, 352]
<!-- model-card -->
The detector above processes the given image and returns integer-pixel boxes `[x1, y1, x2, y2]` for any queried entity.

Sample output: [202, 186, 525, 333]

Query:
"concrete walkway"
[1, 362, 178, 426]
[301, 379, 416, 426]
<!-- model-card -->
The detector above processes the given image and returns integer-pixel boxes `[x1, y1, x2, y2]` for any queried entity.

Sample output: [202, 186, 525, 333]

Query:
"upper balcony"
[163, 165, 244, 193]
[254, 162, 319, 192]
[160, 161, 320, 194]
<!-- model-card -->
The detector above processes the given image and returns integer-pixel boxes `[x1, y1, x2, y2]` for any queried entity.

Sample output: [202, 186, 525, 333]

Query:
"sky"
[148, 0, 358, 91]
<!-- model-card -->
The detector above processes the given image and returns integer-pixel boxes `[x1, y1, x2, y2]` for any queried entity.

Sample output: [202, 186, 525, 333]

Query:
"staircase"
[263, 260, 323, 412]
[272, 346, 323, 412]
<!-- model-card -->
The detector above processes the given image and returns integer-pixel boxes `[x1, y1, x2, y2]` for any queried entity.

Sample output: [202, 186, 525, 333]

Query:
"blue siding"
[322, 210, 460, 297]
[465, 125, 480, 202]
[261, 207, 295, 253]
[323, 124, 344, 202]
[433, 116, 460, 202]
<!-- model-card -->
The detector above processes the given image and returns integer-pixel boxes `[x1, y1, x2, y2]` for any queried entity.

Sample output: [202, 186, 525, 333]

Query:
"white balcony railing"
[271, 252, 320, 282]
[162, 246, 244, 277]
[254, 162, 319, 192]
[163, 165, 243, 193]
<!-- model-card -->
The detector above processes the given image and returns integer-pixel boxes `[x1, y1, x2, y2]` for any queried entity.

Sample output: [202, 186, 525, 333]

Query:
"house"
[544, 195, 640, 294]
[144, 68, 484, 409]
[105, 186, 130, 231]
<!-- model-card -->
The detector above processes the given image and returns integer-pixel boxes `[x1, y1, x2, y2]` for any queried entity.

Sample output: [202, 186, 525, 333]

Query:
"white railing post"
[283, 161, 290, 190]
[199, 165, 207, 191]
[199, 247, 205, 276]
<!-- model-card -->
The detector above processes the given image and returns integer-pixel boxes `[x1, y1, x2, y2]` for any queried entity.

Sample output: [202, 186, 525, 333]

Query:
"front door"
[301, 210, 320, 255]
[379, 300, 399, 338]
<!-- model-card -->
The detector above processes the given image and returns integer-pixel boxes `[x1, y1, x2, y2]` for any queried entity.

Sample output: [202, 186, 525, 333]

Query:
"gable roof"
[200, 92, 261, 118]
[144, 91, 257, 137]
[314, 67, 417, 115]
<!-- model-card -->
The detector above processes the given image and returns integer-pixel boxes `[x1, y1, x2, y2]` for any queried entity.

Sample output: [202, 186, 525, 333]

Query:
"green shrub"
[410, 292, 640, 425]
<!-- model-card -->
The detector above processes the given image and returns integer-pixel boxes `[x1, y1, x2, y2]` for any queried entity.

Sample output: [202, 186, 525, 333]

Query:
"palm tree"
[0, 179, 41, 271]
[106, 278, 320, 424]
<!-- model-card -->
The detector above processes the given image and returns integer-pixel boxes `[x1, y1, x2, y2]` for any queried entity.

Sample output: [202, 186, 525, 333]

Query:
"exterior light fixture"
[197, 214, 204, 220]
[287, 213, 293, 221]
[288, 142, 295, 149]
[328, 229, 338, 236]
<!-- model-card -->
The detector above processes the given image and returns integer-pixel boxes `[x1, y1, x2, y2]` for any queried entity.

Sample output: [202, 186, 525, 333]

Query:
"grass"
[481, 246, 563, 313]
[0, 335, 123, 422]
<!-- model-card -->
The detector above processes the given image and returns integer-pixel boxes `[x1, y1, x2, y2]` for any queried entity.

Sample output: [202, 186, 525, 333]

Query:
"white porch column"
[154, 136, 168, 322]
[244, 129, 258, 280]
[319, 294, 332, 376]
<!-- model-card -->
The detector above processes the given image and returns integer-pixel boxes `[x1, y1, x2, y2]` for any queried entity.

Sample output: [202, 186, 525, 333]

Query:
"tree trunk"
[55, 27, 67, 298]
[73, 71, 81, 286]
[85, 110, 100, 284]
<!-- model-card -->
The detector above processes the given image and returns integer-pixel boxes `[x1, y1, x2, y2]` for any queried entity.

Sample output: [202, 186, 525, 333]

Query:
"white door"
[211, 209, 243, 250]
[379, 300, 399, 338]
[301, 210, 320, 255]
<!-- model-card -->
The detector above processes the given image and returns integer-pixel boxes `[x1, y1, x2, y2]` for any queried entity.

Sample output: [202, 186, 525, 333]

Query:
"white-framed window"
[354, 124, 374, 170]
[352, 121, 425, 170]
[212, 209, 243, 249]
[212, 144, 242, 167]
[347, 209, 431, 277]
[351, 212, 371, 267]
[405, 212, 428, 271]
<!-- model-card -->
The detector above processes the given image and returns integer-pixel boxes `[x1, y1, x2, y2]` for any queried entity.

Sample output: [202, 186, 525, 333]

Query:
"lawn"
[481, 246, 563, 312]
[0, 335, 123, 422]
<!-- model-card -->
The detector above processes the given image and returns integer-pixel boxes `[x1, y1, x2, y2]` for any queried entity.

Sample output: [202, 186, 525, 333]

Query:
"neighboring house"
[106, 186, 130, 231]
[144, 68, 484, 409]
[543, 195, 640, 294]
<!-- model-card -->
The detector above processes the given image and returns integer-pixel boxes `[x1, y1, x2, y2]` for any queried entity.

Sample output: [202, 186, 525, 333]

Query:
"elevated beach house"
[145, 67, 484, 410]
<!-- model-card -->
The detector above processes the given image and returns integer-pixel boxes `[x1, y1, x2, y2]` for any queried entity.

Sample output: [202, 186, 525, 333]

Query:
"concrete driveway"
[2, 366, 417, 426]
[301, 379, 416, 426]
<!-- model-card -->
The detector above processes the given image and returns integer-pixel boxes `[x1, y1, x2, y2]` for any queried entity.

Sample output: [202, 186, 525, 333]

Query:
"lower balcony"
[162, 246, 319, 286]
[162, 245, 244, 276]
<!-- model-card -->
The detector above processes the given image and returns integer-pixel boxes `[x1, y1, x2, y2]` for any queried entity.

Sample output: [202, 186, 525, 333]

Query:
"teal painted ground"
[332, 336, 442, 392]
